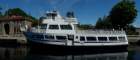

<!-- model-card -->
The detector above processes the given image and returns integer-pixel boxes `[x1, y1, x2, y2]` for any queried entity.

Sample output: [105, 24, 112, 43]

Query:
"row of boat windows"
[40, 24, 72, 30]
[32, 35, 67, 40]
[80, 36, 125, 41]
[32, 35, 126, 41]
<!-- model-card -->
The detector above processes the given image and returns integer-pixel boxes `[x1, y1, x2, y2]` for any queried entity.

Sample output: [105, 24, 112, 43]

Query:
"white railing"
[77, 30, 126, 35]
[31, 28, 126, 35]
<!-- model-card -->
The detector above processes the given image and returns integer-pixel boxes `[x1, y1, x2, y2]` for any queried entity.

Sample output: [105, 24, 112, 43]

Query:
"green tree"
[4, 8, 38, 26]
[32, 20, 39, 27]
[5, 8, 28, 17]
[125, 25, 139, 35]
[4, 8, 36, 20]
[78, 24, 94, 30]
[95, 16, 112, 29]
[109, 0, 137, 29]
[95, 17, 103, 29]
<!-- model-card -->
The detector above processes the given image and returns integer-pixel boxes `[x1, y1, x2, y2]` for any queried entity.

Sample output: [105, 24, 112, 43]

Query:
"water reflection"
[0, 46, 28, 60]
[27, 52, 128, 60]
[0, 46, 130, 60]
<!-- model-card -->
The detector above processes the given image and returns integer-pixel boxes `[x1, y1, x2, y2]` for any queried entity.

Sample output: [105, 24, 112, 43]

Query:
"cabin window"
[109, 37, 117, 41]
[56, 36, 67, 40]
[60, 25, 72, 30]
[76, 36, 78, 39]
[68, 35, 74, 40]
[45, 35, 54, 39]
[86, 37, 96, 41]
[46, 13, 57, 19]
[40, 24, 47, 29]
[80, 36, 85, 41]
[49, 25, 59, 29]
[118, 37, 126, 41]
[98, 37, 107, 41]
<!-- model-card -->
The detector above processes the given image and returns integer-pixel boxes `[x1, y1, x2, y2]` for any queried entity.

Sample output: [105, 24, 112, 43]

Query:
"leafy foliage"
[77, 24, 94, 30]
[4, 8, 36, 20]
[4, 8, 38, 26]
[32, 20, 40, 27]
[5, 8, 28, 17]
[95, 18, 103, 29]
[109, 0, 137, 29]
[95, 0, 138, 35]
[95, 16, 112, 29]
[125, 25, 139, 35]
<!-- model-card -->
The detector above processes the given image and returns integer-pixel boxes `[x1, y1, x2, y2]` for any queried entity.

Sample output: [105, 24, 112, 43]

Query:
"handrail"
[77, 30, 126, 35]
[31, 28, 126, 35]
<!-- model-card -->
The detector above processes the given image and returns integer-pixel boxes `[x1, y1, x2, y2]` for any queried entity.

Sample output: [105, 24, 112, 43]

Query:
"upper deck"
[41, 11, 78, 24]
[30, 10, 127, 36]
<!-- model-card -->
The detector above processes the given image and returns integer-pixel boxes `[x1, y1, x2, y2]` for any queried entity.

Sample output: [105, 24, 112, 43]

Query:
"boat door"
[67, 35, 74, 46]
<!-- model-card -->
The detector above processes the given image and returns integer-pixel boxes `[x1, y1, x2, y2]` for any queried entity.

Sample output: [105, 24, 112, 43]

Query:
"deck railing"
[30, 28, 126, 35]
[77, 30, 126, 35]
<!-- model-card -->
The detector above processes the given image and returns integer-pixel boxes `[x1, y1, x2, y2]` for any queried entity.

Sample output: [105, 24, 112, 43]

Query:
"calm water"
[0, 46, 140, 60]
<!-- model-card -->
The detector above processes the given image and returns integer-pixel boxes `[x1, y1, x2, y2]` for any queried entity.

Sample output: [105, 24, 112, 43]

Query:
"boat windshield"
[40, 24, 47, 29]
[49, 25, 59, 29]
[60, 25, 72, 30]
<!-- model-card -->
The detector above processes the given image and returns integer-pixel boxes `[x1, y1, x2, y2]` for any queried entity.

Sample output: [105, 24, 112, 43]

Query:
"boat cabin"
[31, 11, 77, 34]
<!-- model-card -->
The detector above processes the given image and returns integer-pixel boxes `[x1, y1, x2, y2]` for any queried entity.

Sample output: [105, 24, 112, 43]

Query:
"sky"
[0, 0, 140, 27]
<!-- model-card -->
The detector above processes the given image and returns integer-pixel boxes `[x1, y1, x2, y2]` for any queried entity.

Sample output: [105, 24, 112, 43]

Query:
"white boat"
[24, 11, 128, 52]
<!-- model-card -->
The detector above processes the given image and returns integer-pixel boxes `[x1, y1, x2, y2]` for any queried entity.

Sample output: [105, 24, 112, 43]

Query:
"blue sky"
[0, 0, 140, 27]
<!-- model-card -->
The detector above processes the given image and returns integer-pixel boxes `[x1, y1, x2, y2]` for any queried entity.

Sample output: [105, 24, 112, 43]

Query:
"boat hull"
[24, 32, 128, 54]
[28, 40, 128, 54]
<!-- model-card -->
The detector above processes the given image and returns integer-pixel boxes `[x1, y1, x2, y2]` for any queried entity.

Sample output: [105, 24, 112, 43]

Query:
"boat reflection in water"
[28, 51, 128, 60]
[0, 46, 128, 60]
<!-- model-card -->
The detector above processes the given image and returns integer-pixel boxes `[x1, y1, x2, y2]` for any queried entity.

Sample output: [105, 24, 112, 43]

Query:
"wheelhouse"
[47, 24, 73, 30]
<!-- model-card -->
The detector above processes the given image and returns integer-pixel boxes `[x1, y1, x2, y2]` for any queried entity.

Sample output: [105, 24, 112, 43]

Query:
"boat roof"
[41, 11, 78, 25]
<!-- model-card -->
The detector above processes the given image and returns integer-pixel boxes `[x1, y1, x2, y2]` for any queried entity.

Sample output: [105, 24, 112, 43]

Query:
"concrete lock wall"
[0, 19, 32, 45]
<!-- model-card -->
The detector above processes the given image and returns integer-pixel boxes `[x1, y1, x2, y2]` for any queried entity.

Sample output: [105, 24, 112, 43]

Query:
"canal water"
[0, 45, 139, 60]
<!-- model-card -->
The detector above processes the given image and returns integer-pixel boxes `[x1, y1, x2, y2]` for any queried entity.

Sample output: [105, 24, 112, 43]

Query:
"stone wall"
[0, 19, 32, 36]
